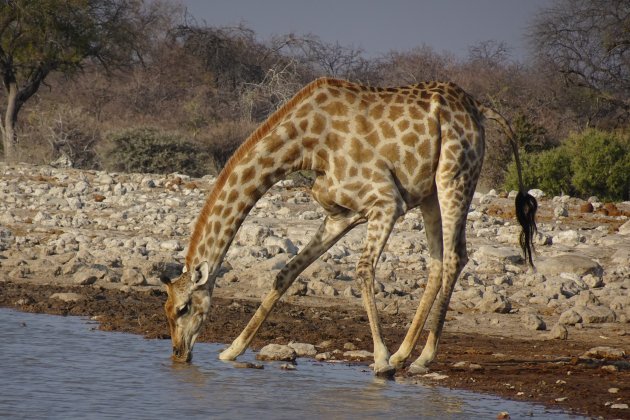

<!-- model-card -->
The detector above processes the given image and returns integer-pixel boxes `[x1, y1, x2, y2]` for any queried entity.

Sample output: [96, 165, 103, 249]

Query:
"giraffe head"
[160, 262, 213, 363]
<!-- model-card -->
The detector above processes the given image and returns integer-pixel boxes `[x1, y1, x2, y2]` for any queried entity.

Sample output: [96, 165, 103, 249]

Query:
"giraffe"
[160, 77, 537, 375]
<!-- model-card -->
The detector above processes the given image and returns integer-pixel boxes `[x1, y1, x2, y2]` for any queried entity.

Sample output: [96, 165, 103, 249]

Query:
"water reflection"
[0, 309, 581, 419]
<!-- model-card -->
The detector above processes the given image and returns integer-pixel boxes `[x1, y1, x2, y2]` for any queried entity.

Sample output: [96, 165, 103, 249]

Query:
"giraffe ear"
[191, 261, 210, 289]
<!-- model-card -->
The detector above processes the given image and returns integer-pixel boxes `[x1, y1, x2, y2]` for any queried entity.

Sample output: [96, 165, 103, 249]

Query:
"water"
[0, 309, 581, 419]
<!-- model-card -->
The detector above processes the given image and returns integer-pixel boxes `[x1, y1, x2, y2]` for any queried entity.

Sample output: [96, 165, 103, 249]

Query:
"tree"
[0, 0, 160, 162]
[530, 0, 630, 125]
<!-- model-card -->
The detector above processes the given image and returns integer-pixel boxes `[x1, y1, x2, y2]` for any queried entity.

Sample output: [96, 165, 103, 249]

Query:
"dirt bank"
[1, 280, 628, 418]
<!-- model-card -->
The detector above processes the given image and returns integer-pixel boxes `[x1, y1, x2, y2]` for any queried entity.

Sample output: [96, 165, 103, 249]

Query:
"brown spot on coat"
[380, 143, 400, 162]
[312, 113, 327, 134]
[349, 138, 374, 163]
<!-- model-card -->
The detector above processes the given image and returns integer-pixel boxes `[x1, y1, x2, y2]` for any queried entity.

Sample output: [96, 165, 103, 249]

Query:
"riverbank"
[1, 162, 629, 417]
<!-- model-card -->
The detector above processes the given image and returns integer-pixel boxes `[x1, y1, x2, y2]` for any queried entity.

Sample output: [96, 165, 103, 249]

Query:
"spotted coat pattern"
[164, 77, 517, 374]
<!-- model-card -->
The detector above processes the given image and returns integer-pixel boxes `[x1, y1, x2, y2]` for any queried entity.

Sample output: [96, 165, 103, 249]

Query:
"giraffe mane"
[185, 77, 348, 269]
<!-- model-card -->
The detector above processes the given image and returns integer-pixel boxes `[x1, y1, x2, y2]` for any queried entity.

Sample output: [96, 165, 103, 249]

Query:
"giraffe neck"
[185, 125, 305, 274]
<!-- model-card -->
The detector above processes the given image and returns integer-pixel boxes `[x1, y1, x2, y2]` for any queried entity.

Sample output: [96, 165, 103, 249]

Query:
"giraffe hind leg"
[408, 183, 471, 374]
[219, 213, 363, 361]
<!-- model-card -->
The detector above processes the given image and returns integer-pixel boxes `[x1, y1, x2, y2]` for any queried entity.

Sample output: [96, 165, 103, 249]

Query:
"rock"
[552, 230, 584, 245]
[121, 267, 147, 286]
[558, 309, 582, 325]
[536, 254, 603, 278]
[237, 225, 272, 246]
[72, 267, 103, 285]
[256, 344, 297, 362]
[554, 206, 568, 218]
[522, 314, 546, 331]
[263, 236, 298, 255]
[619, 220, 630, 235]
[50, 292, 84, 302]
[288, 342, 317, 357]
[574, 290, 600, 307]
[582, 346, 626, 360]
[549, 323, 568, 340]
[574, 306, 616, 324]
[473, 245, 523, 264]
[528, 189, 545, 198]
[160, 240, 183, 252]
[343, 350, 373, 360]
[477, 291, 511, 314]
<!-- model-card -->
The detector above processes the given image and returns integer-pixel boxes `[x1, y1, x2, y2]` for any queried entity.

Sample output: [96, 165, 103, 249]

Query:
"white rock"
[549, 323, 568, 340]
[536, 254, 603, 278]
[473, 245, 523, 264]
[477, 291, 511, 313]
[160, 240, 183, 252]
[121, 267, 147, 286]
[288, 342, 317, 357]
[558, 309, 582, 325]
[256, 344, 297, 362]
[574, 306, 616, 324]
[618, 220, 630, 235]
[522, 314, 546, 331]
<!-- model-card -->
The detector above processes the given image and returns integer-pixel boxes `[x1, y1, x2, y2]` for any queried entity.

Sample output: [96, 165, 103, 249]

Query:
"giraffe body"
[161, 78, 537, 374]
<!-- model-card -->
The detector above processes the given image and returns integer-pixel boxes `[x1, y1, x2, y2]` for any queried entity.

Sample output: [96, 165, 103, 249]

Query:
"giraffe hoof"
[389, 354, 405, 369]
[407, 363, 430, 375]
[219, 348, 238, 361]
[374, 363, 396, 378]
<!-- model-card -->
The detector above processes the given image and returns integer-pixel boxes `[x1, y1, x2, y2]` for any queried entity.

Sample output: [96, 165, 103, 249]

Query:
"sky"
[178, 0, 553, 60]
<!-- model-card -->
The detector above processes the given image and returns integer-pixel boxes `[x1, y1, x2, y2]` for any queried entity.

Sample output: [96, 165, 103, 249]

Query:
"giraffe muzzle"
[172, 346, 192, 363]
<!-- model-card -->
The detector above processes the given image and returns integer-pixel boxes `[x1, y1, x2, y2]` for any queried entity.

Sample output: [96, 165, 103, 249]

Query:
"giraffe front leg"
[389, 194, 443, 369]
[220, 214, 362, 362]
[356, 262, 395, 377]
[355, 204, 403, 377]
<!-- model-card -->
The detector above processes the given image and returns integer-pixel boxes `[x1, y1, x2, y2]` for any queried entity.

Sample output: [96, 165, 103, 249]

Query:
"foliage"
[504, 147, 573, 196]
[505, 129, 630, 200]
[101, 128, 209, 177]
[0, 0, 162, 161]
[566, 129, 630, 200]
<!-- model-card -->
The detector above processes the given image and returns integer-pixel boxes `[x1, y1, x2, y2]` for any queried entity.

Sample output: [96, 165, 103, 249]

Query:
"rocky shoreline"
[1, 162, 629, 417]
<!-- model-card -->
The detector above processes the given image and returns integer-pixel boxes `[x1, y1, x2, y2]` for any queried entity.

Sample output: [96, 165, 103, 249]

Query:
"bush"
[566, 129, 630, 201]
[100, 128, 210, 177]
[504, 147, 573, 196]
[504, 129, 630, 200]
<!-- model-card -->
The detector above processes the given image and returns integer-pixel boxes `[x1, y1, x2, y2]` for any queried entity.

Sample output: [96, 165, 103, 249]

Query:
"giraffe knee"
[355, 263, 373, 289]
[272, 270, 292, 291]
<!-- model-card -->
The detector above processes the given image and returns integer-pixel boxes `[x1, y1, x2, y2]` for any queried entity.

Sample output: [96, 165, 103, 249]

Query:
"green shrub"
[566, 129, 630, 201]
[504, 129, 630, 200]
[101, 128, 209, 177]
[504, 147, 573, 196]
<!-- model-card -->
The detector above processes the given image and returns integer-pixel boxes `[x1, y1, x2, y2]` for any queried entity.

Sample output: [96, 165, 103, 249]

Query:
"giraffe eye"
[176, 302, 190, 317]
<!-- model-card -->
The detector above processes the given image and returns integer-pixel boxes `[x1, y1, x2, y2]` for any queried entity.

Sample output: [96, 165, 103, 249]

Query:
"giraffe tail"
[480, 106, 538, 267]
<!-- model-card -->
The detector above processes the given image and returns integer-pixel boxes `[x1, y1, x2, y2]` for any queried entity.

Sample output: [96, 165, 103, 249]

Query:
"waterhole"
[0, 309, 581, 419]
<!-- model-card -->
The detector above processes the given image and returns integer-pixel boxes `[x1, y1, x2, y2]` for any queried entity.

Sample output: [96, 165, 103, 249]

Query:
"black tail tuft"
[515, 191, 538, 266]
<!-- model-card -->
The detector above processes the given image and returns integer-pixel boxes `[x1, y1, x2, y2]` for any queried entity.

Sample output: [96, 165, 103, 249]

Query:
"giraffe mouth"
[172, 346, 192, 363]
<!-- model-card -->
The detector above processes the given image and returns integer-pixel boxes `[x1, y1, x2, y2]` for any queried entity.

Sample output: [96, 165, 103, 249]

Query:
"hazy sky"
[179, 0, 552, 60]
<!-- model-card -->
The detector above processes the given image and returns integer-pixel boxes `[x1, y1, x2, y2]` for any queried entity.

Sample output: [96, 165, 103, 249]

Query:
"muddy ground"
[1, 280, 628, 419]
